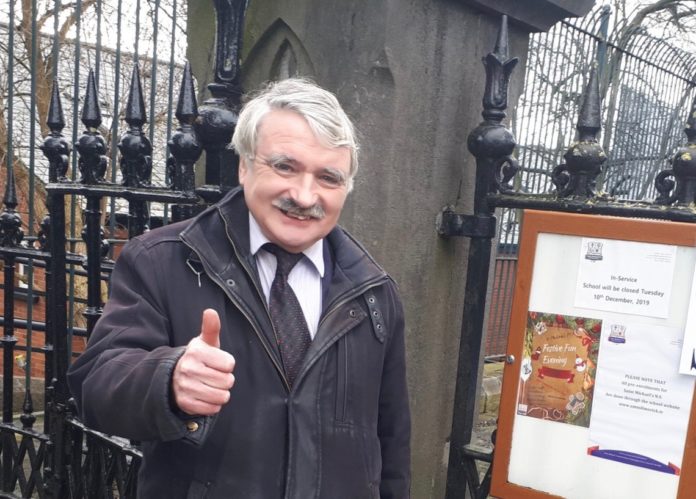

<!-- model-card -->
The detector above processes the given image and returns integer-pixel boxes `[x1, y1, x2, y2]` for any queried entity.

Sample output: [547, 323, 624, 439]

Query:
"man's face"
[239, 109, 352, 253]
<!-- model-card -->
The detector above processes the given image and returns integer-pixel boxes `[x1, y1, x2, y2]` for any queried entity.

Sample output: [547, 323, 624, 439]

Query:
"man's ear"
[238, 157, 248, 186]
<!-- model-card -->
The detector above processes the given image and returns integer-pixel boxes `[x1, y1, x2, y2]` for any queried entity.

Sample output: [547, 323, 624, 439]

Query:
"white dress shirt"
[249, 214, 324, 339]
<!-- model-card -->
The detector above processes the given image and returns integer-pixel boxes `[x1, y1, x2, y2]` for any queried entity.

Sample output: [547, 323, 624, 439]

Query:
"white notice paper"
[574, 238, 676, 318]
[589, 322, 694, 474]
[679, 268, 696, 375]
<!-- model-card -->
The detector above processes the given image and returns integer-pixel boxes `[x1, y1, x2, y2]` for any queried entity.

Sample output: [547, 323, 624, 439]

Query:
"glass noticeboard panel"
[491, 210, 696, 499]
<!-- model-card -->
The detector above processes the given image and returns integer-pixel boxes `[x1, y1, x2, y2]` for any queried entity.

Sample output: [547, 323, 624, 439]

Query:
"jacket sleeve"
[67, 237, 210, 444]
[378, 280, 411, 499]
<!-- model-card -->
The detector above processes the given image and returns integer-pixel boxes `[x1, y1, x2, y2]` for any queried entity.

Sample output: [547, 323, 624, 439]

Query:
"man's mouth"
[281, 209, 311, 221]
[273, 198, 325, 220]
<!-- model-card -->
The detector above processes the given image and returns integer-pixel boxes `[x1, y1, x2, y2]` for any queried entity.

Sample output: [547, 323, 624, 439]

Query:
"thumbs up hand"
[172, 309, 236, 416]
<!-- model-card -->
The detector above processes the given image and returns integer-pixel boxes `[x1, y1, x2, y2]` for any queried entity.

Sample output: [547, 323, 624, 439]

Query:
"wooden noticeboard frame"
[491, 210, 696, 499]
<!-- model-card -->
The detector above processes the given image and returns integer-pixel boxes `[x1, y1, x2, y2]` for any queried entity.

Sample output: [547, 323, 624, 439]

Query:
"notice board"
[491, 210, 696, 499]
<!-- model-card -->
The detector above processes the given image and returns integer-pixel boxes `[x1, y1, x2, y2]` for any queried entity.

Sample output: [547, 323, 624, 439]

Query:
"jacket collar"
[180, 187, 388, 303]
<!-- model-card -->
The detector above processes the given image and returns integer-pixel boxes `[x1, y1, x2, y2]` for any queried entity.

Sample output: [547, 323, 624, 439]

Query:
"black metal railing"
[487, 4, 696, 356]
[0, 1, 247, 496]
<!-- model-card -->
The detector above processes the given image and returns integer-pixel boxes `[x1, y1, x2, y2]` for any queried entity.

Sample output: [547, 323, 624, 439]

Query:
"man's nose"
[290, 174, 319, 207]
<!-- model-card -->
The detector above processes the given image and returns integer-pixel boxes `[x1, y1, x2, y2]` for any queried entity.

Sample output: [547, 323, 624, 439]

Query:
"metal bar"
[68, 0, 85, 358]
[1, 1, 19, 489]
[46, 182, 199, 202]
[163, 0, 179, 225]
[108, 0, 124, 261]
[95, 0, 103, 84]
[135, 0, 141, 60]
[43, 190, 68, 497]
[2, 256, 17, 492]
[0, 318, 87, 337]
[26, 0, 40, 400]
[83, 196, 103, 336]
[445, 16, 518, 498]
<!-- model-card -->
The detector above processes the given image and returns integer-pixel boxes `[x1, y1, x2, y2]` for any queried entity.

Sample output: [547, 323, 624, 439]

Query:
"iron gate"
[0, 1, 246, 496]
[486, 4, 696, 357]
[441, 14, 696, 499]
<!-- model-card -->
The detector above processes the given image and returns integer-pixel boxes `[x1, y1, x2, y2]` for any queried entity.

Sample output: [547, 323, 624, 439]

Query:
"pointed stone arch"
[242, 18, 316, 88]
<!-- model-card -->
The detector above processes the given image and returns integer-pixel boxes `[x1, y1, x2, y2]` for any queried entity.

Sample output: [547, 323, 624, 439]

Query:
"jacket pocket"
[335, 336, 348, 423]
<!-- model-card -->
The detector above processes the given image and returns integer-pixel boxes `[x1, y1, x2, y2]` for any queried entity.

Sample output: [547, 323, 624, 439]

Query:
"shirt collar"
[248, 213, 325, 277]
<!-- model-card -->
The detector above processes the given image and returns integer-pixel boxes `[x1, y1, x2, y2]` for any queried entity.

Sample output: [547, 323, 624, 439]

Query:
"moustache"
[272, 198, 326, 220]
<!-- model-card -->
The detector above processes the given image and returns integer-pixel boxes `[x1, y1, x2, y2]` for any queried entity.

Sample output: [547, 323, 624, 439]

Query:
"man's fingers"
[199, 308, 221, 348]
[173, 370, 235, 416]
[171, 310, 235, 415]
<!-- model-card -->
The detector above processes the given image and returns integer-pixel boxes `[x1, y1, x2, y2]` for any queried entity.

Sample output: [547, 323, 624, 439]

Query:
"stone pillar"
[187, 1, 594, 497]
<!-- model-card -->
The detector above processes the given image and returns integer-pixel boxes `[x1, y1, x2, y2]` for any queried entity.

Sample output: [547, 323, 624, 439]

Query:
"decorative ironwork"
[119, 65, 153, 237]
[169, 62, 203, 222]
[194, 0, 247, 202]
[67, 422, 141, 499]
[468, 14, 520, 197]
[37, 215, 51, 251]
[445, 12, 696, 499]
[119, 65, 153, 189]
[551, 66, 607, 198]
[445, 16, 517, 499]
[40, 82, 71, 182]
[76, 70, 108, 185]
[0, 158, 24, 248]
[655, 94, 696, 205]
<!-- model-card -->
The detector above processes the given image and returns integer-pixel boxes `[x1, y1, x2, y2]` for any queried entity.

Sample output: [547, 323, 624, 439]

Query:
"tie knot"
[263, 243, 304, 277]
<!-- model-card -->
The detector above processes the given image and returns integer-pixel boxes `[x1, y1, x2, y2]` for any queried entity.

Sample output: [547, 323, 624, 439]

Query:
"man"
[67, 78, 411, 498]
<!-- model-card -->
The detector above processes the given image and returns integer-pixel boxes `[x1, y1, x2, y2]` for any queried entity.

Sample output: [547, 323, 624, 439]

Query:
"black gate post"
[440, 16, 519, 498]
[1, 142, 24, 493]
[41, 81, 71, 499]
[194, 0, 247, 203]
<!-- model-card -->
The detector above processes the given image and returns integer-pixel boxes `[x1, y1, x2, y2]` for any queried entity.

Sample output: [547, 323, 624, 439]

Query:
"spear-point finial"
[76, 68, 107, 184]
[552, 65, 607, 198]
[0, 160, 23, 247]
[3, 161, 18, 211]
[81, 69, 102, 130]
[41, 81, 71, 182]
[125, 65, 147, 129]
[176, 62, 198, 125]
[577, 65, 602, 142]
[47, 81, 66, 132]
[494, 14, 509, 61]
[119, 64, 152, 187]
[481, 15, 519, 123]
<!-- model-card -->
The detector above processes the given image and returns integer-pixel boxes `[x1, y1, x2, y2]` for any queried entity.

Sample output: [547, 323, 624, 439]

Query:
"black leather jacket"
[67, 188, 411, 498]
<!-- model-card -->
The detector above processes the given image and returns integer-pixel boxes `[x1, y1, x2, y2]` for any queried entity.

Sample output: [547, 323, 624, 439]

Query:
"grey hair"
[231, 78, 359, 191]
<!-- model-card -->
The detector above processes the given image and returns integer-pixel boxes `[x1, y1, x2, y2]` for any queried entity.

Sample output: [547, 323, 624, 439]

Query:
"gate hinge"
[436, 208, 496, 238]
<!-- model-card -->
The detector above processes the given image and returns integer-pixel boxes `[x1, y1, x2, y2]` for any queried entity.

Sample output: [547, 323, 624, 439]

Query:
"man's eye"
[319, 174, 343, 186]
[271, 162, 294, 173]
[319, 175, 341, 185]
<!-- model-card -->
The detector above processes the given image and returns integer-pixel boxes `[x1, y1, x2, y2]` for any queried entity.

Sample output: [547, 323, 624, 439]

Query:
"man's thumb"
[200, 308, 221, 348]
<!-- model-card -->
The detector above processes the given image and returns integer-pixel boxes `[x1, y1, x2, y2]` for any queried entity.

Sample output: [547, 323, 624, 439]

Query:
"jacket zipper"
[181, 238, 291, 391]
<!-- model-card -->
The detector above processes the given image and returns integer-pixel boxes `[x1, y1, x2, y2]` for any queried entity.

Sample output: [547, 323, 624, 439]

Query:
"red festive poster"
[517, 311, 602, 427]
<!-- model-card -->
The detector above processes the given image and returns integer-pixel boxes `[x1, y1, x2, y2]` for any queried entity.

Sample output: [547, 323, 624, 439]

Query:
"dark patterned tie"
[263, 243, 312, 387]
